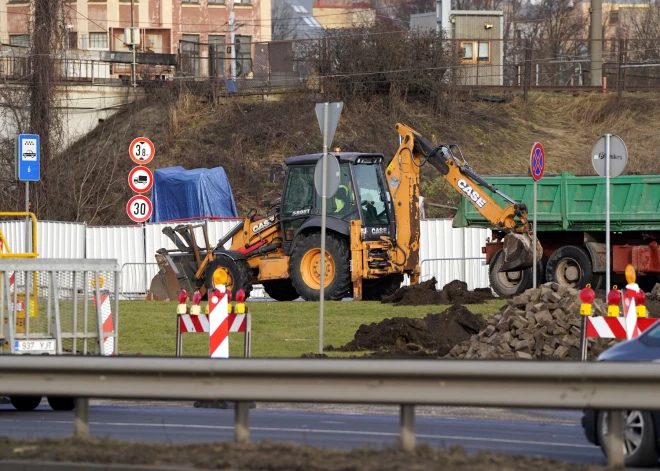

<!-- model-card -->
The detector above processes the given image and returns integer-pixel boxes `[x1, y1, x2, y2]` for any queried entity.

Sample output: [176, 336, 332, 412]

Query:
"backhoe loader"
[152, 124, 539, 301]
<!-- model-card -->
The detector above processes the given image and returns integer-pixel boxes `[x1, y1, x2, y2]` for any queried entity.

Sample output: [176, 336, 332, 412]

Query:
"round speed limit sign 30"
[129, 137, 155, 165]
[126, 195, 153, 223]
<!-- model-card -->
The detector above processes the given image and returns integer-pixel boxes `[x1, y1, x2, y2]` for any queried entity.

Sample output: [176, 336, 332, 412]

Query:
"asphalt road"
[0, 404, 606, 465]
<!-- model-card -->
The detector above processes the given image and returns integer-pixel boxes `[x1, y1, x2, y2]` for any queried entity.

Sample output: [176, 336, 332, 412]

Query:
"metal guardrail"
[0, 357, 656, 467]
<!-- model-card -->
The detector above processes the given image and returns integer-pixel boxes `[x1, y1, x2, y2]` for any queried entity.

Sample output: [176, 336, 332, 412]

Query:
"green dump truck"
[453, 172, 660, 297]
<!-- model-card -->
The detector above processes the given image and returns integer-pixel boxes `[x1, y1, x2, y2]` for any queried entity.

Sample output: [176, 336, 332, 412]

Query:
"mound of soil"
[335, 305, 487, 357]
[382, 278, 493, 306]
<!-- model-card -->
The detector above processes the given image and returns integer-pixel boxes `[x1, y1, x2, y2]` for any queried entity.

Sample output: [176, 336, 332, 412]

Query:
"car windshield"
[640, 320, 660, 347]
[353, 164, 389, 225]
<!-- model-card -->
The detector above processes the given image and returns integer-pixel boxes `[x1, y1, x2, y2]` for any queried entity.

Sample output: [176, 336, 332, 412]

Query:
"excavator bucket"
[499, 233, 540, 272]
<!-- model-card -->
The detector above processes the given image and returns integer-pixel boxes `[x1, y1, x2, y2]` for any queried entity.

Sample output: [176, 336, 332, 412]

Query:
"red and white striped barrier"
[93, 293, 115, 356]
[209, 288, 229, 358]
[175, 298, 251, 359]
[179, 313, 247, 333]
[586, 317, 658, 339]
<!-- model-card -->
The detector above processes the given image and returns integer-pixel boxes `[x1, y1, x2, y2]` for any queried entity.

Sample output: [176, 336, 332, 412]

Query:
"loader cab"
[279, 153, 394, 253]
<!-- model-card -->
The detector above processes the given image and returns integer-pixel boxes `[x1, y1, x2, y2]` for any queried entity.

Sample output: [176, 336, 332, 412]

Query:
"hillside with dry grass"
[60, 91, 660, 224]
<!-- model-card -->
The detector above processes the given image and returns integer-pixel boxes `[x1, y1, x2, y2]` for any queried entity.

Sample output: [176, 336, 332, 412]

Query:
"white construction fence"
[0, 219, 490, 298]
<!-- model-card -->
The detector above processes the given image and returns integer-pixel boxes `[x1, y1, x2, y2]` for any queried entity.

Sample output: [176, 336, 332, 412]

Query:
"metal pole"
[234, 401, 250, 444]
[72, 271, 78, 354]
[605, 134, 611, 293]
[319, 103, 329, 354]
[74, 398, 90, 439]
[606, 410, 625, 469]
[399, 404, 416, 451]
[175, 315, 182, 357]
[131, 0, 136, 88]
[533, 180, 537, 289]
[24, 182, 29, 254]
[229, 9, 236, 81]
[590, 0, 603, 86]
[579, 316, 588, 361]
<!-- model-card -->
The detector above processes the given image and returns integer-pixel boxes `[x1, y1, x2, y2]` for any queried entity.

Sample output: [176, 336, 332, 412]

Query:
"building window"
[10, 34, 29, 48]
[460, 41, 491, 64]
[234, 0, 250, 4]
[66, 31, 78, 49]
[462, 42, 473, 60]
[478, 42, 490, 61]
[181, 34, 200, 76]
[182, 0, 199, 4]
[235, 35, 252, 76]
[208, 0, 225, 4]
[209, 35, 226, 77]
[609, 10, 619, 24]
[89, 32, 108, 49]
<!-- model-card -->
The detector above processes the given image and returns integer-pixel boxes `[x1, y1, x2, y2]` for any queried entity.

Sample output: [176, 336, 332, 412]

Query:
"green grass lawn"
[117, 299, 504, 358]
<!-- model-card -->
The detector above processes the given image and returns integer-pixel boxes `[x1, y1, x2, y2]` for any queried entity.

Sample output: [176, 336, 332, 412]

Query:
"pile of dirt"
[447, 283, 618, 361]
[382, 278, 494, 306]
[0, 438, 600, 470]
[333, 305, 487, 357]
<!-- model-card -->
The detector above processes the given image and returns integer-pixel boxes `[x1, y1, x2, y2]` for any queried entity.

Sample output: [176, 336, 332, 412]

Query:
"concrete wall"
[0, 84, 141, 148]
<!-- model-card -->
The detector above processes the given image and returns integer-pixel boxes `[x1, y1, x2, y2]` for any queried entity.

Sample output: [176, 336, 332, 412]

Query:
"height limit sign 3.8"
[127, 137, 154, 223]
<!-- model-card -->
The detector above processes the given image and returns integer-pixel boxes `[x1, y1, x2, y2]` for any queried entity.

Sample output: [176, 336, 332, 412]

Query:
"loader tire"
[489, 249, 533, 297]
[290, 232, 351, 301]
[204, 255, 253, 300]
[362, 275, 404, 301]
[262, 279, 300, 301]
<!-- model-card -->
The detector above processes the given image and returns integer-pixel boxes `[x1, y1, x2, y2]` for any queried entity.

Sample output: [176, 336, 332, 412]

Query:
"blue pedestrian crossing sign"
[15, 134, 40, 181]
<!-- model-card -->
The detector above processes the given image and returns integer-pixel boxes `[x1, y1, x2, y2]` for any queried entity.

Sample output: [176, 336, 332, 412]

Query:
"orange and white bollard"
[209, 269, 229, 359]
[623, 265, 642, 339]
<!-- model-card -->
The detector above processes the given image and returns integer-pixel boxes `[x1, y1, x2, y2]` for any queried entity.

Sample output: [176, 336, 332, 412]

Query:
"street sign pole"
[605, 133, 611, 293]
[530, 142, 545, 289]
[533, 179, 537, 288]
[319, 103, 329, 354]
[25, 181, 29, 253]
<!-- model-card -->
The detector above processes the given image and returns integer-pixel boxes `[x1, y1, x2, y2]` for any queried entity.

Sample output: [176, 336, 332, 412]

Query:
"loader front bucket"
[499, 233, 541, 272]
[153, 250, 200, 300]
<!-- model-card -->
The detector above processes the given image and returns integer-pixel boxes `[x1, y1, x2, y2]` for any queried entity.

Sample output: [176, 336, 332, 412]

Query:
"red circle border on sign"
[129, 137, 155, 165]
[530, 142, 545, 181]
[126, 195, 153, 223]
[128, 166, 154, 193]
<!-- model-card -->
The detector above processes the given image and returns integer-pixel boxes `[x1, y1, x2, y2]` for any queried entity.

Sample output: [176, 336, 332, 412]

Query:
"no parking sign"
[530, 142, 545, 181]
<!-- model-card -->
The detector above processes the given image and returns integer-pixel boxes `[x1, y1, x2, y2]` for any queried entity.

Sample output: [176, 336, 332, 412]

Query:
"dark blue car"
[582, 321, 660, 467]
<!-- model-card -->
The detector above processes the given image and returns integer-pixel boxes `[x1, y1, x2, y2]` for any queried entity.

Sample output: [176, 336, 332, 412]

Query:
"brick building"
[0, 0, 271, 56]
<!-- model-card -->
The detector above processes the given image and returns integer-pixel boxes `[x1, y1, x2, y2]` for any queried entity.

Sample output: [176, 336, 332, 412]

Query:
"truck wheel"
[290, 232, 351, 301]
[10, 396, 42, 411]
[204, 256, 253, 299]
[546, 246, 592, 289]
[598, 410, 659, 468]
[362, 275, 404, 301]
[489, 249, 534, 297]
[47, 396, 75, 411]
[262, 279, 299, 301]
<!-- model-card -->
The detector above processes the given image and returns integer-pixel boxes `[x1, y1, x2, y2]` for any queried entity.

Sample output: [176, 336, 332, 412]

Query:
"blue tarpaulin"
[152, 166, 238, 222]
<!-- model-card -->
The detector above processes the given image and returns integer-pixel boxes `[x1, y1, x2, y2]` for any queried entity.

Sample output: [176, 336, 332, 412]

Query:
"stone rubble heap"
[447, 282, 617, 361]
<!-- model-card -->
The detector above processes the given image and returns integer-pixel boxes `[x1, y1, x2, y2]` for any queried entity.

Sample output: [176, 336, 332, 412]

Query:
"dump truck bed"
[453, 172, 660, 232]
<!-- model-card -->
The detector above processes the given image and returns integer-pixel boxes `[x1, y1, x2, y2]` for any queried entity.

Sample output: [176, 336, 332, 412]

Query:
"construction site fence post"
[74, 398, 90, 439]
[399, 404, 415, 451]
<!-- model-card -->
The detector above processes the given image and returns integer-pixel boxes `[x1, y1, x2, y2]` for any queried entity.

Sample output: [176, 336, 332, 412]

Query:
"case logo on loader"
[252, 216, 276, 233]
[457, 179, 487, 208]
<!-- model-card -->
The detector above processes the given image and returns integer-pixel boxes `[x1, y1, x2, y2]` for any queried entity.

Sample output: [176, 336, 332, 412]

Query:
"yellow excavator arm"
[388, 123, 537, 272]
